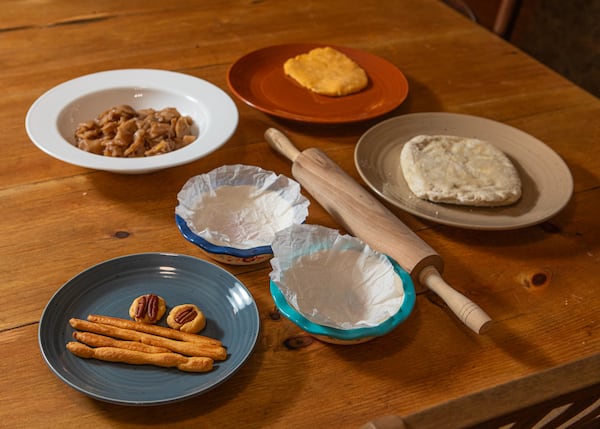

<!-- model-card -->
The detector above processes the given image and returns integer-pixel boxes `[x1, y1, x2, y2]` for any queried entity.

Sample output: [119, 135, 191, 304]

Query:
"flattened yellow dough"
[283, 47, 368, 96]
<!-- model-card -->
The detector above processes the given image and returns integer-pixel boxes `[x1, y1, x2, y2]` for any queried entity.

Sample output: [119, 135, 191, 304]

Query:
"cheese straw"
[67, 342, 213, 373]
[69, 318, 227, 361]
[73, 331, 171, 353]
[87, 314, 222, 346]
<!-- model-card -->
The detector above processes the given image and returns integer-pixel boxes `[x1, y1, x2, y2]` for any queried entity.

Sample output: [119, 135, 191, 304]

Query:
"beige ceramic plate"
[354, 113, 573, 230]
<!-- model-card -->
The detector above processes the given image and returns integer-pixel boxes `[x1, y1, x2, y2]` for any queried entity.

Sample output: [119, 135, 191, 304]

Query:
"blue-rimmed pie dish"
[175, 165, 309, 265]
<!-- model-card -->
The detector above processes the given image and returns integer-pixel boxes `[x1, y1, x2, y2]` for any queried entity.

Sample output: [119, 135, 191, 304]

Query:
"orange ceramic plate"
[227, 44, 409, 124]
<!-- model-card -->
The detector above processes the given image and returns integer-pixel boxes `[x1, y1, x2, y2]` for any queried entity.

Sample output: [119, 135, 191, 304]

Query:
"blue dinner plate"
[38, 252, 259, 406]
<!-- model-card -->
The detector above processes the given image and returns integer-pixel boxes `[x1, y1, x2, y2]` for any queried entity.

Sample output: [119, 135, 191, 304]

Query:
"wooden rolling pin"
[265, 128, 492, 334]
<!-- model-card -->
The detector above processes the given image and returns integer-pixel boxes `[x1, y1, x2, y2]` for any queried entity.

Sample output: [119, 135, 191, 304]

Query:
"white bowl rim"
[25, 68, 238, 173]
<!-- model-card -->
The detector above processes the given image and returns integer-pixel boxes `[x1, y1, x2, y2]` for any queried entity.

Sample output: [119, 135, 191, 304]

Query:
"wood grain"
[1, 0, 598, 428]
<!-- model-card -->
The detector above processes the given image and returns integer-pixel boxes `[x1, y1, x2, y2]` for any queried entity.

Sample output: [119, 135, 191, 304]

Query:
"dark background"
[445, 0, 599, 97]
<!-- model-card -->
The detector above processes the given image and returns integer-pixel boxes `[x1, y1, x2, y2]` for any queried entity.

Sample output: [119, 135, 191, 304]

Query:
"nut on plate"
[167, 304, 206, 333]
[129, 294, 167, 324]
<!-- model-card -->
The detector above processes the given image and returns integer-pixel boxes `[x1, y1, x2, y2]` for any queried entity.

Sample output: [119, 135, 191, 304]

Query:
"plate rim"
[25, 69, 239, 173]
[354, 112, 574, 230]
[226, 43, 409, 124]
[37, 252, 260, 406]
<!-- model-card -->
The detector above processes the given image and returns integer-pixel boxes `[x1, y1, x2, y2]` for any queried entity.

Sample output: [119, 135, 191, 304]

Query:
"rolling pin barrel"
[265, 128, 492, 334]
[293, 146, 444, 282]
[266, 127, 442, 282]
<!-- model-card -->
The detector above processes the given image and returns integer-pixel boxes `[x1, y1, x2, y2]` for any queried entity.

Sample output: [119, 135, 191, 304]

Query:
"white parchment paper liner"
[176, 165, 309, 249]
[270, 224, 404, 329]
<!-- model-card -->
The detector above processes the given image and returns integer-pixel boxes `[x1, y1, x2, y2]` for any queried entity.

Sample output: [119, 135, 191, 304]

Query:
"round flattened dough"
[400, 135, 522, 207]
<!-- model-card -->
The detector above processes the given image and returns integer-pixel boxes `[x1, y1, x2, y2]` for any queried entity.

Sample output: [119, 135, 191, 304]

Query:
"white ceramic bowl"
[25, 69, 238, 174]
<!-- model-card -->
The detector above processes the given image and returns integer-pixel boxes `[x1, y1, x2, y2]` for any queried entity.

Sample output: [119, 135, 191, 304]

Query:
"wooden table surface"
[1, 1, 599, 428]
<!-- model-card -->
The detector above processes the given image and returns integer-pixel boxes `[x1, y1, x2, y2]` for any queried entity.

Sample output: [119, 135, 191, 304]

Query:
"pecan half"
[134, 295, 148, 318]
[135, 294, 160, 321]
[174, 305, 198, 324]
[146, 294, 159, 321]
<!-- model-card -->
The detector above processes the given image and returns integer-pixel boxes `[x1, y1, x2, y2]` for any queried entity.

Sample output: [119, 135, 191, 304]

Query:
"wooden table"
[1, 1, 598, 428]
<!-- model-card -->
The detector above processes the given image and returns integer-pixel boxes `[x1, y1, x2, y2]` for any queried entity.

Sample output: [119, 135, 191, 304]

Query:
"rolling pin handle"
[265, 128, 301, 162]
[419, 266, 492, 334]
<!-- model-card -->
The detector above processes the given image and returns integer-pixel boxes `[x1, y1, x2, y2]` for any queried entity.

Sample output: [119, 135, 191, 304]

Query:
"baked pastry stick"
[66, 342, 213, 373]
[87, 314, 221, 346]
[70, 318, 227, 361]
[73, 331, 171, 353]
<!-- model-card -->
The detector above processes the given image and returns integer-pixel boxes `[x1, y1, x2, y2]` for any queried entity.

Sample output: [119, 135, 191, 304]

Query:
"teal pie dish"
[270, 256, 415, 345]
